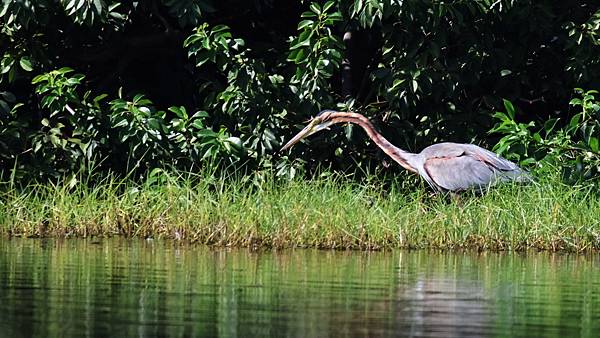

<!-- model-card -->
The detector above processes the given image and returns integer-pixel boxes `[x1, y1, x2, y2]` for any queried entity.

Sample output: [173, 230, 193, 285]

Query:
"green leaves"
[163, 0, 215, 27]
[19, 57, 33, 72]
[287, 1, 343, 105]
[503, 99, 515, 120]
[3, 0, 600, 184]
[23, 65, 248, 180]
[350, 0, 385, 28]
[32, 68, 83, 116]
[490, 100, 535, 163]
[589, 137, 599, 153]
[184, 23, 241, 69]
[26, 68, 106, 176]
[0, 53, 33, 83]
[492, 91, 600, 182]
[109, 93, 244, 170]
[61, 0, 106, 25]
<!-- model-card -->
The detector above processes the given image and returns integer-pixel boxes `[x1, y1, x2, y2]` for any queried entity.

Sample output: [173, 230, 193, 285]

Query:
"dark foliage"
[1, 0, 599, 183]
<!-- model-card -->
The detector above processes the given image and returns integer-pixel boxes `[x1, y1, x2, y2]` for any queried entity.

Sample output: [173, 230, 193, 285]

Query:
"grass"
[1, 171, 599, 251]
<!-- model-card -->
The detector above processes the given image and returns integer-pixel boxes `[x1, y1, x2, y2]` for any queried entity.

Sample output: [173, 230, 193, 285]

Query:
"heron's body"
[403, 142, 526, 192]
[281, 111, 528, 192]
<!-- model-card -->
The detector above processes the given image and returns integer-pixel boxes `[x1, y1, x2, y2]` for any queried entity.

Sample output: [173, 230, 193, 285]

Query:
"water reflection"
[0, 239, 599, 337]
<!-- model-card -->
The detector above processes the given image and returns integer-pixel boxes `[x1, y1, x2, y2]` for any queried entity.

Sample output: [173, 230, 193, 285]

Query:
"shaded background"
[1, 1, 600, 182]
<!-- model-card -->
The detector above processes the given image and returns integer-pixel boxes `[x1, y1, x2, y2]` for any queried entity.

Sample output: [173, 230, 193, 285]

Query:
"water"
[0, 239, 599, 338]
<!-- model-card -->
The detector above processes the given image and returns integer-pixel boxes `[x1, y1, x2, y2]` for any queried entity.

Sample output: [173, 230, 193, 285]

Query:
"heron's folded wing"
[466, 146, 519, 171]
[423, 155, 496, 191]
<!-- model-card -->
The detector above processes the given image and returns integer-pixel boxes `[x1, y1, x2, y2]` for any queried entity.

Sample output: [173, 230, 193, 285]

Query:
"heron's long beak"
[281, 119, 329, 152]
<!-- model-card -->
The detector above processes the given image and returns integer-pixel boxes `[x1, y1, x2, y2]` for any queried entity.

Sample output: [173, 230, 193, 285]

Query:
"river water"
[0, 239, 599, 337]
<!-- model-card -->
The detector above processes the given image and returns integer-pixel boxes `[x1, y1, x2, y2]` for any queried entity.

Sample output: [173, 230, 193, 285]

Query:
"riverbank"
[1, 173, 599, 251]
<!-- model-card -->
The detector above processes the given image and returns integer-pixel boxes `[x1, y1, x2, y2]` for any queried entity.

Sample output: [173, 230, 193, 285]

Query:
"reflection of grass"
[1, 171, 599, 251]
[2, 240, 599, 337]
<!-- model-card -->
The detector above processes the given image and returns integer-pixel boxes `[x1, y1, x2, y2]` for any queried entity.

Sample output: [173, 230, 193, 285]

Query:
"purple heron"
[281, 110, 529, 192]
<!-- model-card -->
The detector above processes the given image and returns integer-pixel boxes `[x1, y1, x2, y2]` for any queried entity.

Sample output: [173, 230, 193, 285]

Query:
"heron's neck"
[332, 113, 418, 173]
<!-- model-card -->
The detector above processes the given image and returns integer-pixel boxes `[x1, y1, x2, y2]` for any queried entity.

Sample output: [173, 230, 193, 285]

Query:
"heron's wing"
[465, 146, 519, 171]
[423, 155, 499, 191]
[466, 146, 533, 183]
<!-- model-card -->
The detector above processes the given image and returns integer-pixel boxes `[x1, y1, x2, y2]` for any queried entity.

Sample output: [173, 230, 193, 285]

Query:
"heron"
[281, 110, 529, 193]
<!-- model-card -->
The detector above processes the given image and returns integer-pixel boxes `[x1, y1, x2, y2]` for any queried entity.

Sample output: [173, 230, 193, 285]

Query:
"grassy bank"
[1, 172, 599, 251]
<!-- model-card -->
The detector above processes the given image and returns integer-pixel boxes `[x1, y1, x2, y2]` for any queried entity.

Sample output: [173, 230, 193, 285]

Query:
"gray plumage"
[405, 142, 528, 192]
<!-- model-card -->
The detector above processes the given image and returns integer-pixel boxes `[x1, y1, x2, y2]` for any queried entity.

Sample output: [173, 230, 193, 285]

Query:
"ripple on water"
[1, 239, 600, 337]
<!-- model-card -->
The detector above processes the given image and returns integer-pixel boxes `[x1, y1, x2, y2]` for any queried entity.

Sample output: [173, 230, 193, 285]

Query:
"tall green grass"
[1, 171, 599, 251]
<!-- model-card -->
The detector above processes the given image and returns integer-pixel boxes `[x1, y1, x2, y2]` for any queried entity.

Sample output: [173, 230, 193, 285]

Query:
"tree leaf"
[569, 114, 581, 130]
[93, 0, 103, 14]
[589, 137, 599, 152]
[19, 57, 33, 72]
[503, 99, 515, 119]
[309, 3, 321, 15]
[323, 1, 335, 12]
[297, 19, 314, 30]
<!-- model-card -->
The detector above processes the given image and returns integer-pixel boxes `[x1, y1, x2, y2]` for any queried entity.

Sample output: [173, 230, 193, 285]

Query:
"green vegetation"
[492, 89, 600, 183]
[1, 1, 600, 183]
[2, 2, 600, 248]
[2, 171, 599, 251]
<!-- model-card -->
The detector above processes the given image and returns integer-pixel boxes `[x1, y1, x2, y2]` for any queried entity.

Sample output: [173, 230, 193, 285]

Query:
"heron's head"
[280, 110, 338, 151]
